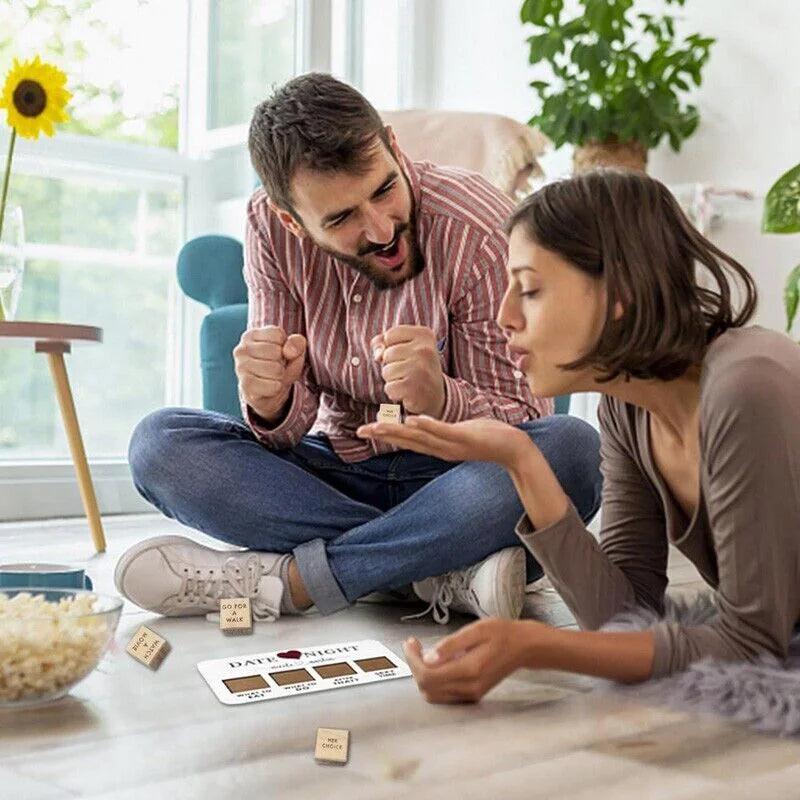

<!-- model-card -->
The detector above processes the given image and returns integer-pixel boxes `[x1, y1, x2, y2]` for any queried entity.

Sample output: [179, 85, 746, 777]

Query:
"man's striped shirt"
[243, 154, 552, 462]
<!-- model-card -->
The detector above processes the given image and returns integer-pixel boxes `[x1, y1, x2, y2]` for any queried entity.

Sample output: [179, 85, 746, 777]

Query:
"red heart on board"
[277, 650, 302, 659]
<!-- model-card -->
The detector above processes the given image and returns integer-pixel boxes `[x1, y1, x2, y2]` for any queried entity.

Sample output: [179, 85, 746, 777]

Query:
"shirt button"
[351, 356, 361, 367]
[513, 370, 524, 379]
[353, 293, 362, 303]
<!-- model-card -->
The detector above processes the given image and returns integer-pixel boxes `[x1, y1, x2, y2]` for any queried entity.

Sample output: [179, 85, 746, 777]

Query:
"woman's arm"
[505, 442, 571, 530]
[403, 618, 655, 704]
[526, 625, 655, 683]
[508, 399, 670, 632]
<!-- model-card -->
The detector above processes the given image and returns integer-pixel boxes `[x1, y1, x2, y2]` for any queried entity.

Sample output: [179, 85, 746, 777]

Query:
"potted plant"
[521, 0, 715, 173]
[762, 162, 800, 337]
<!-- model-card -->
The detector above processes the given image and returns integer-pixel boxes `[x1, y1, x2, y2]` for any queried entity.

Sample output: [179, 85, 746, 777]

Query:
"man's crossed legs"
[116, 408, 602, 624]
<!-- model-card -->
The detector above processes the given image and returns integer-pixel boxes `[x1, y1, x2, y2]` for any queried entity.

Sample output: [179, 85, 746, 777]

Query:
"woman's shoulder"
[699, 327, 800, 460]
[702, 325, 800, 410]
[598, 393, 641, 444]
[705, 324, 799, 366]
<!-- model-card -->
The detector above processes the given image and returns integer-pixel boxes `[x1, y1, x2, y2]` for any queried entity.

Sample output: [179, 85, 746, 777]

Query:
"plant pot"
[573, 137, 648, 175]
[0, 203, 25, 321]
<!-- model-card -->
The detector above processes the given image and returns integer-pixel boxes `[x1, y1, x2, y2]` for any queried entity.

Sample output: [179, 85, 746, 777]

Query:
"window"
[0, 0, 184, 148]
[361, 0, 403, 110]
[0, 0, 406, 517]
[0, 0, 187, 467]
[331, 0, 406, 110]
[0, 168, 182, 458]
[206, 0, 298, 131]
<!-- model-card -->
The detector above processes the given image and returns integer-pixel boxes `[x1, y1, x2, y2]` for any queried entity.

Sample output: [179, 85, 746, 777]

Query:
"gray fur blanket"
[598, 593, 800, 737]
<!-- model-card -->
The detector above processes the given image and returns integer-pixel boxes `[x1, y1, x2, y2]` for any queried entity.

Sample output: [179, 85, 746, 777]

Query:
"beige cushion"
[381, 109, 549, 199]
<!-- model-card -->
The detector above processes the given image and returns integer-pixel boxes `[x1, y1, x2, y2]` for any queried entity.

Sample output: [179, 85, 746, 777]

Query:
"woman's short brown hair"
[248, 72, 391, 216]
[505, 169, 758, 382]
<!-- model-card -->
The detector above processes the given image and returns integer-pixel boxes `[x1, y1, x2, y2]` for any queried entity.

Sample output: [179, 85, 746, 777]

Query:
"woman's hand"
[357, 415, 534, 471]
[403, 618, 550, 704]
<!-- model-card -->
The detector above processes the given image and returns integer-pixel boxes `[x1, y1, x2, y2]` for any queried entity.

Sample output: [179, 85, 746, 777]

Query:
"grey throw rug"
[596, 593, 800, 737]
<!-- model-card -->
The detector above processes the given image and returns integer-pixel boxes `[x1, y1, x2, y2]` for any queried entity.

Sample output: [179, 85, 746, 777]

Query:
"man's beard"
[338, 227, 425, 290]
[323, 203, 425, 290]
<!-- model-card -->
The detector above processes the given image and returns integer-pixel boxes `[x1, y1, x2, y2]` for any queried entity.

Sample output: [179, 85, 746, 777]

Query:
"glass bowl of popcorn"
[0, 587, 123, 707]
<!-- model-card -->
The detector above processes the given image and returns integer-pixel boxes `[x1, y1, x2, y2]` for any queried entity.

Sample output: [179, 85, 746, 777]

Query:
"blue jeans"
[128, 409, 602, 615]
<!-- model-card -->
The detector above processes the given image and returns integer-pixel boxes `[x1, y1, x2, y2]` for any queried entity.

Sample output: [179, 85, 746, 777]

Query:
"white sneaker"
[114, 535, 288, 622]
[407, 547, 526, 624]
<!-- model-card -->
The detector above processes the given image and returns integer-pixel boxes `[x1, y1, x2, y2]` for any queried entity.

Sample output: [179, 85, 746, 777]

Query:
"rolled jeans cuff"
[292, 537, 349, 615]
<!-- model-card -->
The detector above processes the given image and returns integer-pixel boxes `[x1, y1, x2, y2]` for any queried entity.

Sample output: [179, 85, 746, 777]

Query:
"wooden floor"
[2, 514, 799, 799]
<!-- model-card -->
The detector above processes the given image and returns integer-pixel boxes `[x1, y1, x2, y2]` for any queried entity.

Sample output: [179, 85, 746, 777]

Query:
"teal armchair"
[176, 232, 570, 419]
[177, 235, 249, 419]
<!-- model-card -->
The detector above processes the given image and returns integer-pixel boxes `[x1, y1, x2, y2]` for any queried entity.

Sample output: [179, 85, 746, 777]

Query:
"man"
[116, 73, 602, 625]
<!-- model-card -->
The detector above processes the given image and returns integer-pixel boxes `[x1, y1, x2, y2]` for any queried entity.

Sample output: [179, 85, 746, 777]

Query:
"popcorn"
[0, 591, 110, 703]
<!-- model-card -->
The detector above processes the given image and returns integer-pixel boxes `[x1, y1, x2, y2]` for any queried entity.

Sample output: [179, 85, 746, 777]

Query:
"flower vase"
[0, 202, 25, 321]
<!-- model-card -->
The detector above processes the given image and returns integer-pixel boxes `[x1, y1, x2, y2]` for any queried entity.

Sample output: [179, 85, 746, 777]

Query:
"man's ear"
[267, 197, 306, 239]
[385, 124, 402, 162]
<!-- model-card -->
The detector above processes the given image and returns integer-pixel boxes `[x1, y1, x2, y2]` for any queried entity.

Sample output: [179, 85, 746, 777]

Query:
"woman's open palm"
[357, 415, 531, 469]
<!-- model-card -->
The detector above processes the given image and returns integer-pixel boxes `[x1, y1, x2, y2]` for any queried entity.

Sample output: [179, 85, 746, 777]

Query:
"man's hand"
[371, 325, 445, 418]
[233, 326, 307, 423]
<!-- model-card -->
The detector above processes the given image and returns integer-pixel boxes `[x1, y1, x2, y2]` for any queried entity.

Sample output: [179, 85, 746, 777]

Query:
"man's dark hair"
[248, 72, 391, 215]
[505, 169, 758, 382]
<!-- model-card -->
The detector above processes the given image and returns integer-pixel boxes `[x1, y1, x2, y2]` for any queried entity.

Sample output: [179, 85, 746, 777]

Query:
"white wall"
[415, 0, 800, 336]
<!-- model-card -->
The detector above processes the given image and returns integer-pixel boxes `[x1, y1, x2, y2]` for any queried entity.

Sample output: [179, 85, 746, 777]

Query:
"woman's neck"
[600, 366, 703, 444]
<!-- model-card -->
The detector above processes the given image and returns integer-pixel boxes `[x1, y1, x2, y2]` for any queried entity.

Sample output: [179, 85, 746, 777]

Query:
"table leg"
[45, 351, 107, 553]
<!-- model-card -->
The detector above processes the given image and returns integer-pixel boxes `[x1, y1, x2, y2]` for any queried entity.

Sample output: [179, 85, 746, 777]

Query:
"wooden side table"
[0, 321, 107, 552]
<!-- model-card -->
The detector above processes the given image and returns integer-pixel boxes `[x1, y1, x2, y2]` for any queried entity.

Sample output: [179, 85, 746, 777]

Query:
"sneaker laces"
[175, 553, 281, 623]
[402, 564, 489, 625]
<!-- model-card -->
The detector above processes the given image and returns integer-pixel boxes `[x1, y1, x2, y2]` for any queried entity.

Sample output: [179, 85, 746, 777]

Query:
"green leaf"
[571, 42, 593, 72]
[784, 264, 800, 333]
[550, 102, 573, 144]
[527, 32, 551, 63]
[763, 162, 800, 234]
[527, 30, 564, 63]
[521, 0, 563, 26]
[560, 16, 589, 37]
[584, 0, 620, 39]
[520, 0, 537, 22]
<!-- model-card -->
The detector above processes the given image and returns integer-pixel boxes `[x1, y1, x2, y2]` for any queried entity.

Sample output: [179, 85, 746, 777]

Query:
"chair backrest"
[381, 109, 549, 199]
[177, 235, 246, 311]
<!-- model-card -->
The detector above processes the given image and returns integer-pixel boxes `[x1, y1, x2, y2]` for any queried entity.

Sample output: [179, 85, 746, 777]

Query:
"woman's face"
[498, 225, 607, 398]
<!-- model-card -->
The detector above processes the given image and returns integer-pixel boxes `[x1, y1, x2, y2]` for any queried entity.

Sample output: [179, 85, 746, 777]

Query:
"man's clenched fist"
[234, 326, 307, 423]
[371, 325, 446, 418]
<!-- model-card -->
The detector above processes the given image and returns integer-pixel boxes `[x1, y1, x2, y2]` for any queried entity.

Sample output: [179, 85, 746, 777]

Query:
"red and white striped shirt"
[243, 155, 552, 462]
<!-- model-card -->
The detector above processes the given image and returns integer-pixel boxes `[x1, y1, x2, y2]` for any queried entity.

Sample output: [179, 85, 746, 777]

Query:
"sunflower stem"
[0, 127, 16, 244]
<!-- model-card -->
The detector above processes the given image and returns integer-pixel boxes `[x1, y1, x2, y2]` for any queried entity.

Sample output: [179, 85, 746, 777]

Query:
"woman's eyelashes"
[519, 288, 540, 299]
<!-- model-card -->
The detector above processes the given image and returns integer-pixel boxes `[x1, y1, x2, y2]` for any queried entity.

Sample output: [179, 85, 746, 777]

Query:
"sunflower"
[0, 56, 71, 140]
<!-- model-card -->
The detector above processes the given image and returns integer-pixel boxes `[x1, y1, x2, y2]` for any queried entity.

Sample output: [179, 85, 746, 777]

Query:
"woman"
[357, 169, 800, 703]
